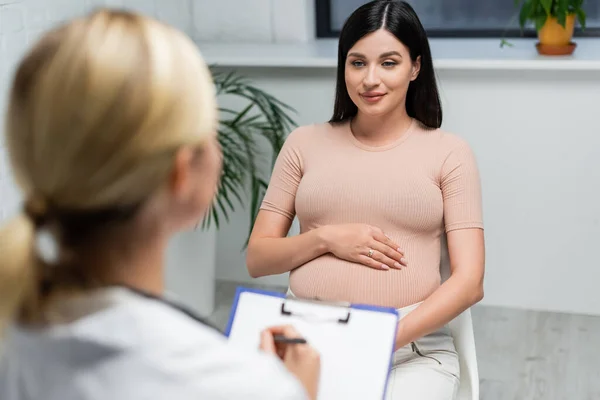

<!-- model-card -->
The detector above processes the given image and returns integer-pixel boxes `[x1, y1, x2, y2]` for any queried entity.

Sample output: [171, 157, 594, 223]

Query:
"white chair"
[440, 233, 479, 400]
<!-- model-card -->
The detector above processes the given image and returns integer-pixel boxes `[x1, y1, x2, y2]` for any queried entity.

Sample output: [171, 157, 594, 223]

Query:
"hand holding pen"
[260, 325, 321, 400]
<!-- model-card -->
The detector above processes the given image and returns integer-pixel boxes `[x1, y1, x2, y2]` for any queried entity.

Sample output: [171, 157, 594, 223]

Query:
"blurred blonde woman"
[0, 9, 319, 400]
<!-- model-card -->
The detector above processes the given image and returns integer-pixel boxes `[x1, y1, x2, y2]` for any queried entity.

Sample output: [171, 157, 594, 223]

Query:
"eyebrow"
[347, 51, 402, 58]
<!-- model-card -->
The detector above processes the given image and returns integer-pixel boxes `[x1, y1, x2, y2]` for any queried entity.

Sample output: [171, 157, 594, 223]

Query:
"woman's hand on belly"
[319, 224, 407, 270]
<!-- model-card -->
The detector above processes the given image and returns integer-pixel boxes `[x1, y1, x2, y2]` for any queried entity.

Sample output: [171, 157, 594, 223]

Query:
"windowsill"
[196, 37, 600, 71]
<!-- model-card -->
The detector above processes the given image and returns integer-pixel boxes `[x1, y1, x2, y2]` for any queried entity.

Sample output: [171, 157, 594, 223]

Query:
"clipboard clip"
[280, 297, 351, 324]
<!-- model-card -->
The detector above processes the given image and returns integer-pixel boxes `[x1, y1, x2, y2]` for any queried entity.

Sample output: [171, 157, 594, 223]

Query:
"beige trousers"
[385, 302, 460, 400]
[286, 289, 459, 400]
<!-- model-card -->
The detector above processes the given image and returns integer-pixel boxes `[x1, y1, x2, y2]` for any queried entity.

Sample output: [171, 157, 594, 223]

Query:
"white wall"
[193, 0, 314, 43]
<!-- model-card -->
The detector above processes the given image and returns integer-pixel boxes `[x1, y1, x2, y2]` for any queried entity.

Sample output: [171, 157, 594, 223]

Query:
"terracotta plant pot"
[536, 14, 577, 55]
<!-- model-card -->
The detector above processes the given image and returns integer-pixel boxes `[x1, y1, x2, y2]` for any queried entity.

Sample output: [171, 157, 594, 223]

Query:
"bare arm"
[246, 210, 407, 278]
[246, 210, 330, 278]
[246, 128, 332, 278]
[394, 228, 485, 349]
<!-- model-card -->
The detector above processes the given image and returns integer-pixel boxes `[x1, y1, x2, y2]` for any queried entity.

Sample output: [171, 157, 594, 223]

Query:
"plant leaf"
[557, 10, 567, 26]
[535, 14, 548, 31]
[519, 0, 534, 29]
[576, 8, 586, 29]
[540, 0, 552, 14]
[204, 67, 297, 249]
[557, 0, 569, 23]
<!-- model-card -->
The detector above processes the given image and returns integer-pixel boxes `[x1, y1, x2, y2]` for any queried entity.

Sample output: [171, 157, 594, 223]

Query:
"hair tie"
[24, 195, 50, 228]
[35, 228, 60, 265]
[24, 196, 60, 264]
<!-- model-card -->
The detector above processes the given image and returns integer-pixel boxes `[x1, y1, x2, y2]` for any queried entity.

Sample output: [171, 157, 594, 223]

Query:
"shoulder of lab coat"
[102, 290, 310, 400]
[0, 288, 309, 400]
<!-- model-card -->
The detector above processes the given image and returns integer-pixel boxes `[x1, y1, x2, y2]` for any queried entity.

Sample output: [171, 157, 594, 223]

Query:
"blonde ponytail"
[1, 9, 219, 326]
[0, 214, 37, 333]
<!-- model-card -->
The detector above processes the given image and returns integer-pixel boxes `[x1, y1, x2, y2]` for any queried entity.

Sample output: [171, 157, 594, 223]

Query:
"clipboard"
[225, 287, 400, 400]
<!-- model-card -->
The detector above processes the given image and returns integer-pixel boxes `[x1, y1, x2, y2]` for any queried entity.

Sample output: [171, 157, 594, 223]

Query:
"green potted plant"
[509, 0, 587, 55]
[203, 69, 296, 245]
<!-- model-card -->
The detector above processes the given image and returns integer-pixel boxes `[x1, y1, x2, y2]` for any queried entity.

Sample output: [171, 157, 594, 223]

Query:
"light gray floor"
[208, 280, 600, 400]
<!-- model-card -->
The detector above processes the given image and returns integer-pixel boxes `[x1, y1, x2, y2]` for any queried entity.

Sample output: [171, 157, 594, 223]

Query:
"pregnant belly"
[289, 254, 441, 309]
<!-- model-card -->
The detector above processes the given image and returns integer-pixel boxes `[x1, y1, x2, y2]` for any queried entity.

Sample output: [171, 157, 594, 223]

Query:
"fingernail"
[394, 262, 402, 269]
[397, 248, 403, 253]
[401, 258, 407, 265]
[381, 264, 389, 270]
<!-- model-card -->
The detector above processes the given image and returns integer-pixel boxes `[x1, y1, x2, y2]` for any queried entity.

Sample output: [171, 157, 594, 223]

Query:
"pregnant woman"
[246, 1, 485, 399]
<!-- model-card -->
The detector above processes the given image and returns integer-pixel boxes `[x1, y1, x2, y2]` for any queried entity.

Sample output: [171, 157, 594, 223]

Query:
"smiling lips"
[360, 91, 386, 103]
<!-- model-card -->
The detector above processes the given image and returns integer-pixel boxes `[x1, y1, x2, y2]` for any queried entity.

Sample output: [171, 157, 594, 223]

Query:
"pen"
[273, 334, 308, 344]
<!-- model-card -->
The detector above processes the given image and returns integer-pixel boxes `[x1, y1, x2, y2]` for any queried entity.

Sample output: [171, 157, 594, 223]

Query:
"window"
[316, 0, 600, 38]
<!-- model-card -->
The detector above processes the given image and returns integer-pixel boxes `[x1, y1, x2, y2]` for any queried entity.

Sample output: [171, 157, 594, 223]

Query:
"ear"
[168, 146, 196, 201]
[410, 56, 421, 81]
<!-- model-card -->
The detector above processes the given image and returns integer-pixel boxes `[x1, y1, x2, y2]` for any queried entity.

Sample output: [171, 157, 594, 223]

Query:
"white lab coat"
[0, 287, 308, 400]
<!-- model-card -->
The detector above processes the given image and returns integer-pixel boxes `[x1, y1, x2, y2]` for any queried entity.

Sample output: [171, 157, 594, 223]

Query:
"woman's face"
[345, 29, 421, 118]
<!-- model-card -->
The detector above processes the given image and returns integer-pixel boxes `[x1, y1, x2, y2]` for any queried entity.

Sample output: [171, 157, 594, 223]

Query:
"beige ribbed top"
[260, 119, 484, 309]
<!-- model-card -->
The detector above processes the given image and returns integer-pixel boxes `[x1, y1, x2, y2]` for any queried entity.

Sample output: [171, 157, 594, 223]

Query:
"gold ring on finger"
[367, 249, 374, 258]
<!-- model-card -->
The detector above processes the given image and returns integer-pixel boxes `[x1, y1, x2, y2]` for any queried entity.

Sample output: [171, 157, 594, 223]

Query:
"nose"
[363, 65, 381, 88]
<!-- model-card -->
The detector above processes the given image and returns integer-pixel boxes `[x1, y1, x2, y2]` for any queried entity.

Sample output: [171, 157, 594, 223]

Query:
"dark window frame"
[315, 0, 600, 39]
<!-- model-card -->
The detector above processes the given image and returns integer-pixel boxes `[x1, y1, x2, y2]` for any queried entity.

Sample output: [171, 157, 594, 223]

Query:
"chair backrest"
[440, 233, 452, 283]
[440, 233, 479, 400]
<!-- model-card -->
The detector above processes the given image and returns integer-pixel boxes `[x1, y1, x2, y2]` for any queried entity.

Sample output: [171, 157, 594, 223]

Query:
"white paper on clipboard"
[225, 287, 400, 400]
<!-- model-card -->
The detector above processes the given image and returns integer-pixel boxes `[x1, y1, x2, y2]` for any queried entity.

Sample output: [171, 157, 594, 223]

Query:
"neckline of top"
[345, 118, 417, 152]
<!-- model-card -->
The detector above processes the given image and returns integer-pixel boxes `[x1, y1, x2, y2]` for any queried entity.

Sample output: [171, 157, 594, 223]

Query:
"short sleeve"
[260, 129, 305, 220]
[440, 139, 484, 232]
